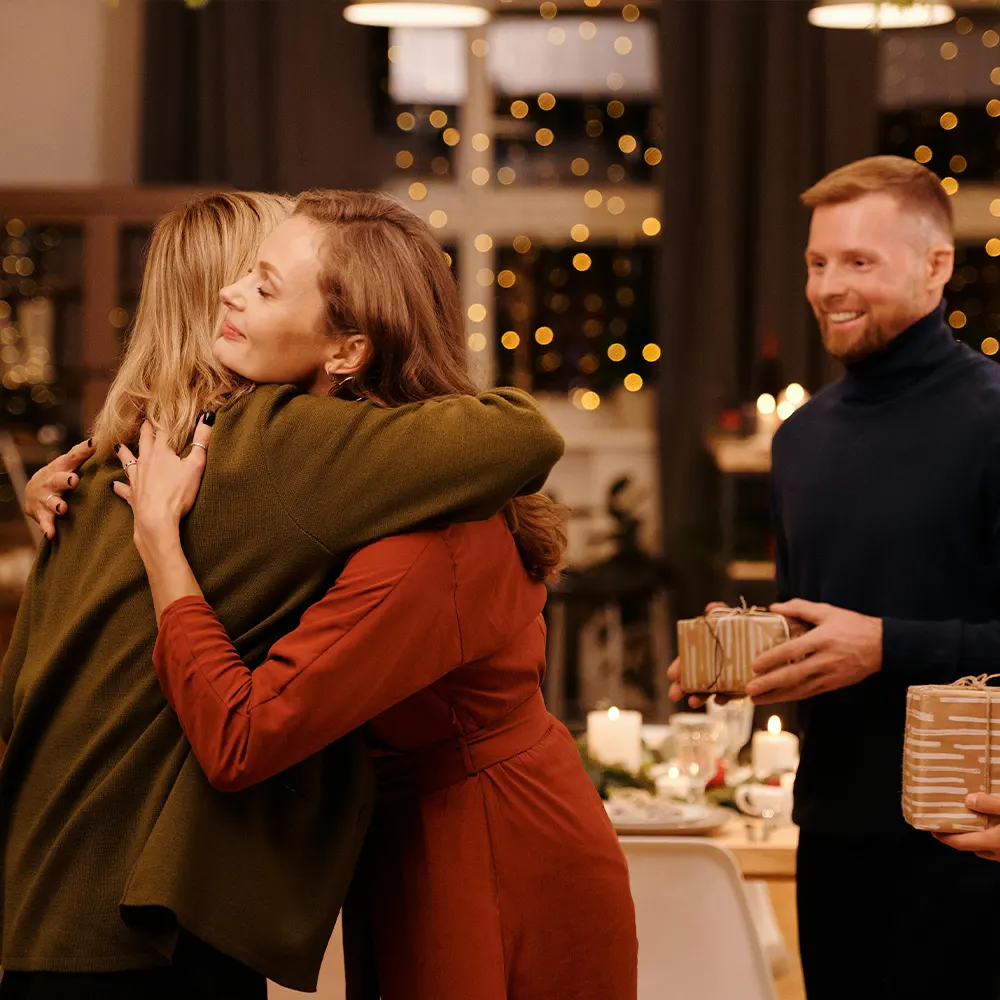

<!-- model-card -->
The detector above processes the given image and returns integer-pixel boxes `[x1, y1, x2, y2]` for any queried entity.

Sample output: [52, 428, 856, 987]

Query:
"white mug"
[735, 782, 792, 823]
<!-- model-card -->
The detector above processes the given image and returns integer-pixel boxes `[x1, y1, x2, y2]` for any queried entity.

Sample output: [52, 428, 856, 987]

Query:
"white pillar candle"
[751, 715, 799, 778]
[587, 706, 643, 772]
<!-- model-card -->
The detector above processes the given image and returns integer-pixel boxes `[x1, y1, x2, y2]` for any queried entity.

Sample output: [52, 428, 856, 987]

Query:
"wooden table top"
[713, 817, 798, 879]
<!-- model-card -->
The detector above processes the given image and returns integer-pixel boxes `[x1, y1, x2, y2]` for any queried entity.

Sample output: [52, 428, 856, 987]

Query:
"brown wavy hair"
[294, 189, 567, 582]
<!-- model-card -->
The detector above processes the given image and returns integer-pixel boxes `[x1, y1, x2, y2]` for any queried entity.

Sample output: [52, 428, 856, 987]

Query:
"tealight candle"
[587, 706, 643, 772]
[751, 715, 799, 778]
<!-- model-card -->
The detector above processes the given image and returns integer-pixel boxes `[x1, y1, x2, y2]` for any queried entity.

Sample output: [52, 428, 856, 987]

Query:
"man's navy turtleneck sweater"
[772, 300, 1000, 836]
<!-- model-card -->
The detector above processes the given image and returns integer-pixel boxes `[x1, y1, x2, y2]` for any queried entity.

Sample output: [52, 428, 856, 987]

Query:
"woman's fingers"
[188, 411, 214, 460]
[112, 481, 134, 507]
[116, 443, 140, 485]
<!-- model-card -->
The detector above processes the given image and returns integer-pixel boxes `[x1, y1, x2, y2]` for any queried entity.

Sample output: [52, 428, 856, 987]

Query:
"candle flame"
[608, 706, 620, 721]
[667, 766, 679, 779]
[767, 715, 782, 735]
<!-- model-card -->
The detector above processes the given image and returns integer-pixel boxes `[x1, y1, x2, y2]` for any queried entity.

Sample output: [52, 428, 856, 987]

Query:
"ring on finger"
[123, 459, 138, 470]
[43, 493, 57, 504]
[190, 442, 208, 452]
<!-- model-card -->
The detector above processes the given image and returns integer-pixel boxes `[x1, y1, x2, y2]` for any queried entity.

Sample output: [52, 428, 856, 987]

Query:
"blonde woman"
[0, 191, 562, 1000]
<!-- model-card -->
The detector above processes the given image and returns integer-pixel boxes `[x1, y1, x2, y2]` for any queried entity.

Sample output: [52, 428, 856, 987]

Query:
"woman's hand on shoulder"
[25, 437, 96, 540]
[113, 415, 214, 551]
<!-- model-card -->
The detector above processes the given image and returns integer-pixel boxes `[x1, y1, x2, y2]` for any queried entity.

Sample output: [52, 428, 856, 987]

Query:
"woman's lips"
[221, 320, 246, 341]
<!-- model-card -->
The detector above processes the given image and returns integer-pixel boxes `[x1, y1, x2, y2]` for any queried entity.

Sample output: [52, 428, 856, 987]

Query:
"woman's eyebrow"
[259, 261, 283, 285]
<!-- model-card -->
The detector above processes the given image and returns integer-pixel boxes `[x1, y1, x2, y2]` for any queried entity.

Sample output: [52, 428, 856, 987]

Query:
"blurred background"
[2, 0, 1000, 729]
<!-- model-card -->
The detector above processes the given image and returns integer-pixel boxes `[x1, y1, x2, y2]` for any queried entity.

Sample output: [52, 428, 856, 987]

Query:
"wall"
[0, 0, 142, 186]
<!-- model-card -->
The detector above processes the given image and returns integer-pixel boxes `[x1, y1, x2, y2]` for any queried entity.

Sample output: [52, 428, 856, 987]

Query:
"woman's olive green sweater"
[0, 383, 562, 990]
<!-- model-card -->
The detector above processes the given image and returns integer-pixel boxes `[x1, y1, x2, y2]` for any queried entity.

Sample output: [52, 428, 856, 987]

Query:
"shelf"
[726, 560, 776, 582]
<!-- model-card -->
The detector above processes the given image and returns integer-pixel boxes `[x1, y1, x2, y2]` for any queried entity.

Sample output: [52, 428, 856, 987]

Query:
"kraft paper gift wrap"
[677, 605, 807, 695]
[903, 676, 1000, 833]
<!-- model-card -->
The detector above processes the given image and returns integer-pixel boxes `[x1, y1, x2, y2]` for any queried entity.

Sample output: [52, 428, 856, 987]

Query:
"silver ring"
[123, 459, 138, 470]
[43, 493, 57, 504]
[190, 442, 208, 452]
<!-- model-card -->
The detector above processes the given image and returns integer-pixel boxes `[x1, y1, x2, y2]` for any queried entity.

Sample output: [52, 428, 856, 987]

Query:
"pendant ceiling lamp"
[343, 0, 492, 28]
[807, 1, 955, 29]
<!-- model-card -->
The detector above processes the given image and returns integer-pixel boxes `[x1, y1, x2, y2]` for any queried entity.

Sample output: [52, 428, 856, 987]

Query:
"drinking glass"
[706, 696, 755, 771]
[671, 713, 722, 804]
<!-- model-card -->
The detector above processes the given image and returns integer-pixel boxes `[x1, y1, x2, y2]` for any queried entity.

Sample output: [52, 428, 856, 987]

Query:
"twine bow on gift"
[950, 674, 1000, 798]
[702, 597, 791, 692]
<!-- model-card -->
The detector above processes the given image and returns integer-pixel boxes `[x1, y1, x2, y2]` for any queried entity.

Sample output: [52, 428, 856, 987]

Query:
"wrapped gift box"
[902, 679, 1000, 833]
[677, 606, 806, 695]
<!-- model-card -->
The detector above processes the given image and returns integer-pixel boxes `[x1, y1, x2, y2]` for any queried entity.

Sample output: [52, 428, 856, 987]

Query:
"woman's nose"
[220, 281, 243, 310]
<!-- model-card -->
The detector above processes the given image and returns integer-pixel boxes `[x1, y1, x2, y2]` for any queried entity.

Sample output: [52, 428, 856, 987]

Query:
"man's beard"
[820, 316, 897, 365]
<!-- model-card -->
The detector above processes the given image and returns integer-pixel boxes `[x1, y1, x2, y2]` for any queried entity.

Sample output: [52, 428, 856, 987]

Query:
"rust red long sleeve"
[152, 516, 546, 791]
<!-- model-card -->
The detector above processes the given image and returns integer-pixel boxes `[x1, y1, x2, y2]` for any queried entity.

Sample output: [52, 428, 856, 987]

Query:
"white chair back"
[619, 836, 778, 1000]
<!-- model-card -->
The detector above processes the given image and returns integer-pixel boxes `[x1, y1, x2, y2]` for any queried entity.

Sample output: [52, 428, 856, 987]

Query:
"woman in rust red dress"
[112, 190, 638, 1000]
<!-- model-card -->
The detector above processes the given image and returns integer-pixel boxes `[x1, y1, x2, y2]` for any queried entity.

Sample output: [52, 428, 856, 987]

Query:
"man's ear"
[928, 242, 954, 289]
[325, 334, 370, 376]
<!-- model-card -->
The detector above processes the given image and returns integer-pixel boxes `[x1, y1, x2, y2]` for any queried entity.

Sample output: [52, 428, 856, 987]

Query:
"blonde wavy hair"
[90, 191, 293, 458]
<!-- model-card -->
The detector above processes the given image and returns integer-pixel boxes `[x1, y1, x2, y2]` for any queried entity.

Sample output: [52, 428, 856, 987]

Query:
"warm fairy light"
[581, 391, 601, 410]
[513, 235, 532, 253]
[767, 715, 782, 735]
[571, 224, 590, 242]
[387, 45, 400, 62]
[477, 268, 494, 286]
[408, 182, 427, 201]
[428, 210, 448, 228]
[538, 92, 557, 111]
[607, 196, 626, 215]
[614, 36, 633, 55]
[501, 331, 520, 350]
[940, 41, 958, 60]
[940, 111, 959, 130]
[429, 109, 448, 128]
[573, 253, 592, 271]
[992, 68, 1000, 85]
[540, 1, 557, 18]
[470, 37, 489, 57]
[397, 112, 415, 130]
[619, 135, 638, 154]
[5, 220, 25, 237]
[443, 128, 461, 146]
[471, 167, 491, 185]
[949, 310, 967, 329]
[586, 119, 604, 137]
[988, 238, 1000, 257]
[471, 132, 490, 151]
[535, 326, 554, 345]
[914, 145, 932, 163]
[584, 0, 601, 6]
[941, 177, 959, 195]
[498, 270, 516, 287]
[644, 147, 662, 165]
[757, 393, 776, 415]
[497, 167, 516, 185]
[579, 20, 597, 38]
[548, 27, 565, 44]
[395, 150, 414, 168]
[983, 337, 1000, 356]
[985, 29, 1000, 48]
[571, 158, 590, 176]
[474, 233, 493, 252]
[535, 128, 555, 147]
[642, 217, 661, 236]
[511, 100, 529, 119]
[991, 200, 1000, 218]
[988, 99, 1000, 118]
[607, 342, 626, 362]
[468, 303, 487, 322]
[584, 189, 603, 208]
[607, 100, 625, 118]
[468, 333, 487, 352]
[622, 3, 639, 20]
[642, 343, 661, 362]
[950, 154, 967, 173]
[785, 382, 805, 404]
[624, 373, 643, 392]
[607, 73, 625, 90]
[776, 399, 794, 419]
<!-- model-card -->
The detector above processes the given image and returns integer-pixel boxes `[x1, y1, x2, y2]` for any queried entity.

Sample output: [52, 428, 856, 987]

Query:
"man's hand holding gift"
[936, 795, 1000, 862]
[744, 599, 882, 704]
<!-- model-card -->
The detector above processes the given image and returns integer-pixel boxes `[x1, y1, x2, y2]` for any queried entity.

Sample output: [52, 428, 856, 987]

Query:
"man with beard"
[672, 156, 1000, 999]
